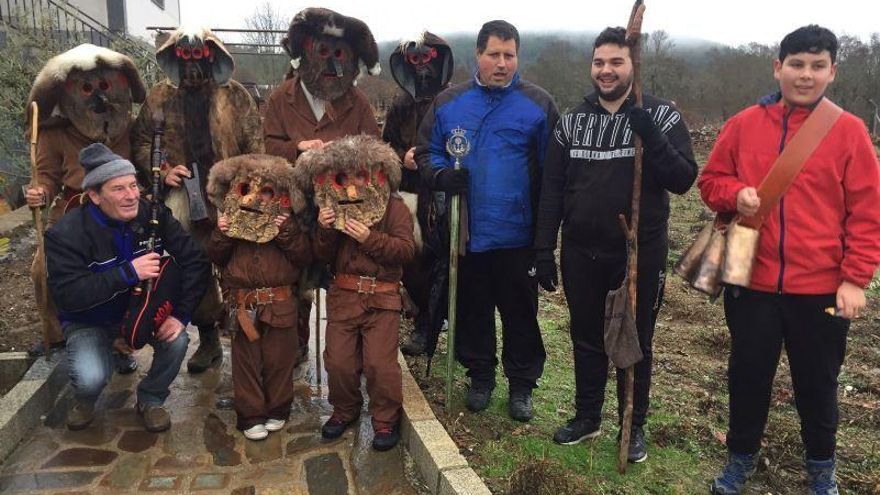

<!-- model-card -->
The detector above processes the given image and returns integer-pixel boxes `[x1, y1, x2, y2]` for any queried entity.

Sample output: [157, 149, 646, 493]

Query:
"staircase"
[0, 0, 160, 83]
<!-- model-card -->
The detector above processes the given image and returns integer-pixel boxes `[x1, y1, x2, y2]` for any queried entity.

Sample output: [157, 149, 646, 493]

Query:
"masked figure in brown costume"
[263, 7, 381, 365]
[295, 135, 415, 451]
[382, 31, 454, 356]
[204, 154, 311, 440]
[24, 44, 145, 362]
[132, 26, 264, 373]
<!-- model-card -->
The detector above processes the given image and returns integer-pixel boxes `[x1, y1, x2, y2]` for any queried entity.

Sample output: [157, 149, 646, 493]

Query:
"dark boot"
[187, 324, 222, 373]
[805, 457, 839, 495]
[401, 319, 428, 356]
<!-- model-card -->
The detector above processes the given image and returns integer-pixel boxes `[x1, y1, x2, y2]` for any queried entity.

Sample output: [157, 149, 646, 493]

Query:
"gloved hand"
[433, 168, 469, 195]
[627, 106, 666, 150]
[533, 251, 558, 292]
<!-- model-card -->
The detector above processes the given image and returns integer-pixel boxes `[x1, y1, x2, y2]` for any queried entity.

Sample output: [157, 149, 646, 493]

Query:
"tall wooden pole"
[29, 102, 51, 361]
[618, 0, 646, 475]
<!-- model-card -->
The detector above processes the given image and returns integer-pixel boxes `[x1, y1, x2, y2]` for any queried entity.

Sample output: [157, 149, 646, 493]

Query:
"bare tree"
[243, 1, 287, 54]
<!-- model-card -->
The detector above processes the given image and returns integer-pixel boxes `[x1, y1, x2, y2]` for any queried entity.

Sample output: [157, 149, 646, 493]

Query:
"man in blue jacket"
[45, 143, 209, 433]
[416, 20, 558, 421]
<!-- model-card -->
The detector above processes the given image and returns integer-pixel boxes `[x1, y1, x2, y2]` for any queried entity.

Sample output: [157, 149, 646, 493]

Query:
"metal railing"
[1, 0, 160, 83]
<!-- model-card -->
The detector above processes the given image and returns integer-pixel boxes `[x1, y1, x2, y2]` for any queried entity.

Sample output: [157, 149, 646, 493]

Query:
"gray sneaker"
[711, 451, 759, 494]
[465, 383, 493, 412]
[508, 391, 533, 422]
[67, 402, 95, 430]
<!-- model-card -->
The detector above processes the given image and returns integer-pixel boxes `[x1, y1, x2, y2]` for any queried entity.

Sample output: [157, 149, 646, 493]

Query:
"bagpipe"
[120, 112, 184, 349]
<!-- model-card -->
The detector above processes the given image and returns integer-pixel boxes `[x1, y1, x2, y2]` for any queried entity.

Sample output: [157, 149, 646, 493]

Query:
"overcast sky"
[179, 0, 878, 47]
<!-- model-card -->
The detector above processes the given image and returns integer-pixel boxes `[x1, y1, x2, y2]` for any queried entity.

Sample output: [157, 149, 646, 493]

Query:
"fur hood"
[26, 43, 146, 127]
[206, 154, 306, 215]
[292, 135, 401, 193]
[389, 31, 454, 100]
[282, 7, 380, 77]
[155, 26, 235, 88]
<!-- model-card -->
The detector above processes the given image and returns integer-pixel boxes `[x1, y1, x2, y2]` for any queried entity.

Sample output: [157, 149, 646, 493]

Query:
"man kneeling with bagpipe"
[45, 143, 210, 432]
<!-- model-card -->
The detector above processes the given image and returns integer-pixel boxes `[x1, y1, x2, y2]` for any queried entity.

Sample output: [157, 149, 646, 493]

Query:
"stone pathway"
[0, 299, 423, 494]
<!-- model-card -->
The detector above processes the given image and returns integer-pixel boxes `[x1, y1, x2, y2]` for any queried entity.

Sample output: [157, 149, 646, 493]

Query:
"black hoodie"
[534, 91, 697, 259]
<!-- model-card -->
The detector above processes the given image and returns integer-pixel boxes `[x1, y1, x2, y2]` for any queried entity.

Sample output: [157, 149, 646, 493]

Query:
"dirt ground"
[0, 226, 41, 353]
[402, 135, 880, 494]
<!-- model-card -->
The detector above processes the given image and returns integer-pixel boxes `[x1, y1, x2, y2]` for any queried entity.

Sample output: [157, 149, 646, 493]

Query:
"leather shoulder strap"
[740, 97, 843, 229]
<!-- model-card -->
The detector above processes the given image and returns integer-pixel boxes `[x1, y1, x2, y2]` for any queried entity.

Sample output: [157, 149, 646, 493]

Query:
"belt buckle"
[254, 287, 274, 305]
[356, 276, 377, 295]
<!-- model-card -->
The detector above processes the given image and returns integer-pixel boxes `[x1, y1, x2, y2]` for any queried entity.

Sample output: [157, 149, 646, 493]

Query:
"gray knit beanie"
[80, 143, 137, 190]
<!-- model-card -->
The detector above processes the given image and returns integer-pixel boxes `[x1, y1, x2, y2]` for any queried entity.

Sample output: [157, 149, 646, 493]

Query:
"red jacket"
[698, 96, 880, 294]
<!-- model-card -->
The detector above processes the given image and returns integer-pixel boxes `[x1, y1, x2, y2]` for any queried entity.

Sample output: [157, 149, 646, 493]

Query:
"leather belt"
[334, 274, 399, 295]
[230, 286, 292, 341]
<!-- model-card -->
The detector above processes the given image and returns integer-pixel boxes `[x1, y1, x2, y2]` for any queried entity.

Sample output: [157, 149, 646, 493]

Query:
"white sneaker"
[243, 424, 268, 441]
[265, 419, 286, 432]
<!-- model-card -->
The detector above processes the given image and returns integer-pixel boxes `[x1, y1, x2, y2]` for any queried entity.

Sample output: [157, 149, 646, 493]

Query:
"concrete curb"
[0, 206, 33, 237]
[399, 353, 492, 495]
[0, 352, 67, 462]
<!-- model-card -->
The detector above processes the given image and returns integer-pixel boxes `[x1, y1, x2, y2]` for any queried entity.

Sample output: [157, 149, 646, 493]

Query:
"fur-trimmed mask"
[390, 32, 454, 101]
[60, 68, 133, 141]
[27, 44, 146, 142]
[294, 135, 401, 230]
[206, 154, 306, 243]
[283, 8, 381, 101]
[155, 26, 235, 88]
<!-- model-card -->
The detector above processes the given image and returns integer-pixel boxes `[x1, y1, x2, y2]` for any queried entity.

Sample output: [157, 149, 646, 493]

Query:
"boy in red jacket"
[699, 25, 880, 495]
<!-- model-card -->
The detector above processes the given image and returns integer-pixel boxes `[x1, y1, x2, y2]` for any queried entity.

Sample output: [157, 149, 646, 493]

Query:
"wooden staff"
[618, 0, 646, 475]
[315, 288, 322, 386]
[29, 101, 51, 360]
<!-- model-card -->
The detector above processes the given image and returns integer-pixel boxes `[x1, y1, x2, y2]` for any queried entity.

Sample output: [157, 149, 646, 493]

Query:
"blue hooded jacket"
[416, 72, 558, 253]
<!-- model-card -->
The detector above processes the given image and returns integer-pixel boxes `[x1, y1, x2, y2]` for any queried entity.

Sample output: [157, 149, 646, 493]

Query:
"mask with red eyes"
[313, 163, 390, 230]
[175, 36, 214, 87]
[59, 67, 133, 142]
[221, 172, 292, 243]
[299, 35, 357, 101]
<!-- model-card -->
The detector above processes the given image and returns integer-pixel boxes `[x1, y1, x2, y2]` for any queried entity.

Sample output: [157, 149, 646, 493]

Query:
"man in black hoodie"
[382, 32, 454, 356]
[533, 27, 697, 463]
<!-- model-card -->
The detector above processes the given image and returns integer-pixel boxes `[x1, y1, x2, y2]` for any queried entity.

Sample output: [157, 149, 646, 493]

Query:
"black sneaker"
[553, 417, 600, 445]
[508, 390, 533, 422]
[622, 425, 648, 463]
[321, 413, 358, 440]
[465, 384, 493, 412]
[371, 423, 400, 451]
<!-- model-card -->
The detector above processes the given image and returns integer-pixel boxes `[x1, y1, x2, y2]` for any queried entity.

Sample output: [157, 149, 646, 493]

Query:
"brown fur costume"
[204, 154, 312, 431]
[131, 26, 263, 330]
[27, 44, 145, 346]
[303, 137, 416, 430]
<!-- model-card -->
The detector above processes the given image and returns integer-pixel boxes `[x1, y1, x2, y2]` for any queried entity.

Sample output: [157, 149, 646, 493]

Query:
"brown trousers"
[297, 296, 311, 350]
[232, 322, 299, 430]
[324, 309, 402, 428]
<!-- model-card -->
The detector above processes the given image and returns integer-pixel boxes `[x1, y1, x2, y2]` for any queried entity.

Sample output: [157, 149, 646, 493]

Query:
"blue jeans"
[63, 322, 189, 406]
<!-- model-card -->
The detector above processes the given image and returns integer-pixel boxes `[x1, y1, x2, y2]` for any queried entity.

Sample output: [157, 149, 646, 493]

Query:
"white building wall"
[124, 0, 180, 42]
[68, 0, 110, 26]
